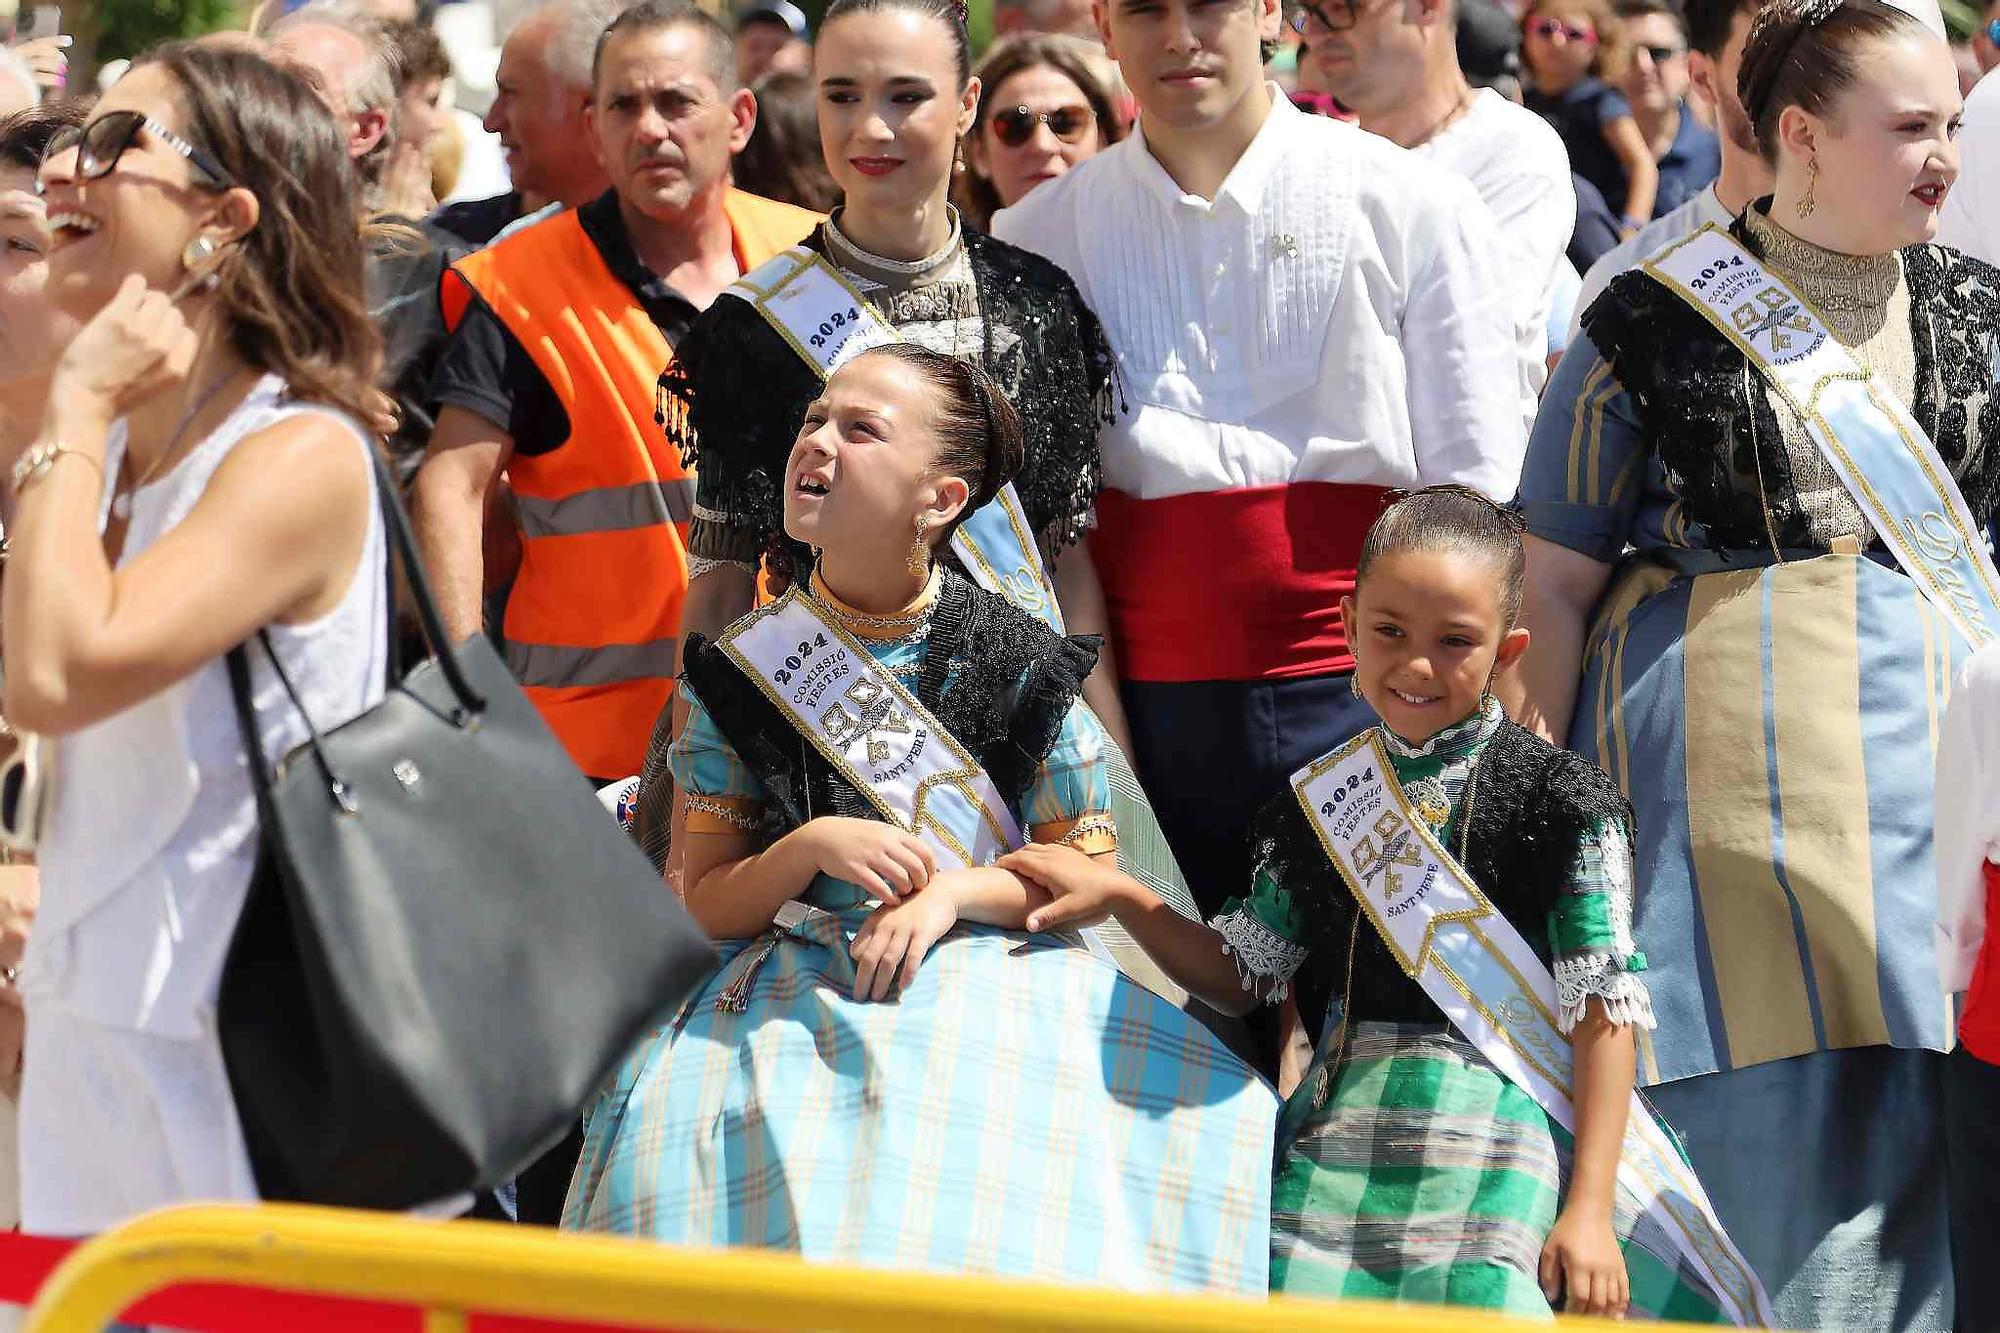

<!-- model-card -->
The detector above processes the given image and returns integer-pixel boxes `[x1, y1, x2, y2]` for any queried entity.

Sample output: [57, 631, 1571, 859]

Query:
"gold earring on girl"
[908, 516, 931, 579]
[1797, 156, 1818, 220]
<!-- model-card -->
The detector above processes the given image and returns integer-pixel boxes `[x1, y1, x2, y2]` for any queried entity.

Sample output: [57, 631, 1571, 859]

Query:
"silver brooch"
[1270, 233, 1300, 260]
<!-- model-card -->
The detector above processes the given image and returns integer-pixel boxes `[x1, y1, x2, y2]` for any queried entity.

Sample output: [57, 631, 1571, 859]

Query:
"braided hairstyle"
[858, 344, 1025, 543]
[1737, 0, 1924, 163]
[1355, 485, 1529, 627]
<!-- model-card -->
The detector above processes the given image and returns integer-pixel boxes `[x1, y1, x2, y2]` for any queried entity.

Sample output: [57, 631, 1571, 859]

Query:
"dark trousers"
[1947, 1045, 2000, 1331]
[1121, 673, 1375, 1072]
[1120, 672, 1375, 916]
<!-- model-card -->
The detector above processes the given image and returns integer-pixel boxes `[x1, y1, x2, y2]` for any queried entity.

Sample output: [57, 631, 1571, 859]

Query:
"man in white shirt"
[1298, 0, 1573, 421]
[1939, 67, 2000, 265]
[1570, 0, 1766, 331]
[992, 0, 1521, 925]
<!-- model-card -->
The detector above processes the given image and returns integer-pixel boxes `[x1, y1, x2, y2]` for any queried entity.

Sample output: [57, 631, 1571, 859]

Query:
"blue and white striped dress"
[562, 605, 1276, 1293]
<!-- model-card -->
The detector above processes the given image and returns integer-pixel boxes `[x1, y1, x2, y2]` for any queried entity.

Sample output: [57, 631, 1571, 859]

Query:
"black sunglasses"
[43, 111, 234, 190]
[991, 103, 1096, 147]
[1290, 0, 1358, 32]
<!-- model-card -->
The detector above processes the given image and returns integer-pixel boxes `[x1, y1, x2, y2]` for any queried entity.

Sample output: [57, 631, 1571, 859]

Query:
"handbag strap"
[226, 631, 358, 814]
[364, 443, 485, 719]
[223, 418, 489, 815]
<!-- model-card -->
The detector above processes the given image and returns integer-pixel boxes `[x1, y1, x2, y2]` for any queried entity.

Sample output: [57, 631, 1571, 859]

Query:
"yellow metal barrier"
[24, 1204, 1637, 1333]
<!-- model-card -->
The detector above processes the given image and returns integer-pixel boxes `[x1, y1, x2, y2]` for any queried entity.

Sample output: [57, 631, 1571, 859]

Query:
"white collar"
[1126, 83, 1300, 214]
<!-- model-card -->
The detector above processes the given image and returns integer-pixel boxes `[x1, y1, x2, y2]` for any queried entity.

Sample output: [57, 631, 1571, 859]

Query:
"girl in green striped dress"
[1007, 487, 1735, 1322]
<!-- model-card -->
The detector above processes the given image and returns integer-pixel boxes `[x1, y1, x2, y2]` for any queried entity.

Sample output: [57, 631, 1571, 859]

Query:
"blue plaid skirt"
[563, 908, 1276, 1293]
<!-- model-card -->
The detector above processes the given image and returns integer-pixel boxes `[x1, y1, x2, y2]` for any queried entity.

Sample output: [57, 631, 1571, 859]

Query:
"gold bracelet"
[10, 440, 103, 497]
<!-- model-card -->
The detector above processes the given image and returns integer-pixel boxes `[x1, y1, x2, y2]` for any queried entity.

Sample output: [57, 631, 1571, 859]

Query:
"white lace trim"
[1210, 907, 1307, 1006]
[1554, 953, 1657, 1034]
[686, 554, 754, 583]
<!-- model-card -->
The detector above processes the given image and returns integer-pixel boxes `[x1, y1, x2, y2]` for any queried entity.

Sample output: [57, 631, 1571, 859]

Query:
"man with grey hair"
[267, 2, 401, 207]
[429, 0, 627, 248]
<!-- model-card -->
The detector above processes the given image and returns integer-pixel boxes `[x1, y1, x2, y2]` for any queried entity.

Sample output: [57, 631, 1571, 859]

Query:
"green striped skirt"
[1271, 1023, 1730, 1322]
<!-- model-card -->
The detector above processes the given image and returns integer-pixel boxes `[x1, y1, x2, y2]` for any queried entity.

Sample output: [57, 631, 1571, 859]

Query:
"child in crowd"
[1520, 0, 1658, 234]
[1934, 644, 2000, 1333]
[564, 346, 1274, 1291]
[1006, 487, 1763, 1323]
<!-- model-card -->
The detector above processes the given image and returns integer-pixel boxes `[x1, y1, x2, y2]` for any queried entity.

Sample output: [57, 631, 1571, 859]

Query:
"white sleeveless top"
[19, 376, 387, 1233]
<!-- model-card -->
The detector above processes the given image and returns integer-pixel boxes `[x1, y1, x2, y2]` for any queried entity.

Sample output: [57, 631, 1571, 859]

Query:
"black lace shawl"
[1265, 723, 1633, 1035]
[678, 568, 1101, 840]
[659, 226, 1118, 575]
[1580, 213, 2000, 550]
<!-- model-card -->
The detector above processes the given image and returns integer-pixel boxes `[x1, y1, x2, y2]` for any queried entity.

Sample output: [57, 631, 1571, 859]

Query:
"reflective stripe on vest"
[503, 637, 682, 690]
[512, 478, 698, 538]
[449, 190, 821, 778]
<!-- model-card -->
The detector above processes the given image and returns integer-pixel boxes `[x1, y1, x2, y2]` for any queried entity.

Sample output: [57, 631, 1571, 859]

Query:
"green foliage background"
[77, 0, 241, 61]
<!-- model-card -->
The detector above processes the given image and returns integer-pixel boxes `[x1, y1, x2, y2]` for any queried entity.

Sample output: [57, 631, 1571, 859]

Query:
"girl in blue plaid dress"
[562, 346, 1276, 1292]
[1008, 488, 1743, 1321]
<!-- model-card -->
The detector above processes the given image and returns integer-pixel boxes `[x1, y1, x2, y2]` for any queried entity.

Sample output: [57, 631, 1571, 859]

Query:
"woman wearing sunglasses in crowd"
[953, 33, 1124, 233]
[2, 43, 387, 1237]
[658, 0, 1206, 959]
[1521, 0, 1658, 235]
[0, 99, 85, 1233]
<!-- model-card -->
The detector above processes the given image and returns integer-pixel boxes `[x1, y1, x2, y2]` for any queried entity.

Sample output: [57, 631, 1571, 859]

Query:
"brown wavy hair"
[1522, 0, 1629, 81]
[955, 33, 1124, 232]
[138, 41, 383, 435]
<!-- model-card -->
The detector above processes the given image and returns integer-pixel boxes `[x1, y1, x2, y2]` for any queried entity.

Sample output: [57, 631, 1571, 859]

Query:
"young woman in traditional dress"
[562, 345, 1275, 1291]
[1503, 0, 1993, 1323]
[1006, 488, 1763, 1323]
[634, 0, 1200, 992]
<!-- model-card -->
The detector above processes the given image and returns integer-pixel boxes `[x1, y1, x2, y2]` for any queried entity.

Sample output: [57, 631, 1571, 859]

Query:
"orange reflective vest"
[443, 188, 821, 779]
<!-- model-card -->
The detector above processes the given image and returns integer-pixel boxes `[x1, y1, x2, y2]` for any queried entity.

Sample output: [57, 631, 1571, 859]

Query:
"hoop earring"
[908, 516, 931, 579]
[1796, 156, 1818, 220]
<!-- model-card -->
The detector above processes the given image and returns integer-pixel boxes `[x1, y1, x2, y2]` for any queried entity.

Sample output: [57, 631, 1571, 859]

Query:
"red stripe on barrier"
[0, 1231, 706, 1331]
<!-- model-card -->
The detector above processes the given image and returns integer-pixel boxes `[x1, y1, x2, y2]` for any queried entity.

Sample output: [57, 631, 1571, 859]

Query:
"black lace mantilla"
[660, 226, 1119, 574]
[1270, 723, 1633, 1034]
[678, 568, 1101, 840]
[1580, 209, 2000, 552]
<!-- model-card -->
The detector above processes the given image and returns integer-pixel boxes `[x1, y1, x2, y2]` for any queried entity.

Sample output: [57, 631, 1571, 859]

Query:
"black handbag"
[217, 448, 717, 1211]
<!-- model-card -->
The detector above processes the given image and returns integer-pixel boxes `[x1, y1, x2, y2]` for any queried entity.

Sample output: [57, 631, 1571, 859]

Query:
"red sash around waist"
[1963, 861, 2000, 1065]
[1091, 482, 1392, 683]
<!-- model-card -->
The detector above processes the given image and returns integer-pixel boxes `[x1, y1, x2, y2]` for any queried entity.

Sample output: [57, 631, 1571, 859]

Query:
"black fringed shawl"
[660, 226, 1119, 574]
[1268, 723, 1633, 1035]
[679, 568, 1101, 840]
[1581, 210, 2000, 550]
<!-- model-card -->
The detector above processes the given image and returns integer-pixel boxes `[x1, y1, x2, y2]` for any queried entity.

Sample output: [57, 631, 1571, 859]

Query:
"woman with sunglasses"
[1521, 0, 1659, 235]
[1506, 0, 1980, 1321]
[0, 99, 85, 1234]
[954, 34, 1124, 233]
[661, 0, 1205, 961]
[2, 43, 387, 1237]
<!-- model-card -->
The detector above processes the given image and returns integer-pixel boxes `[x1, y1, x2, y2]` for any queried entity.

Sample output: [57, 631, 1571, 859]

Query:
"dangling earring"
[183, 235, 216, 272]
[1348, 674, 1363, 700]
[908, 516, 931, 579]
[953, 139, 967, 176]
[1796, 156, 1818, 220]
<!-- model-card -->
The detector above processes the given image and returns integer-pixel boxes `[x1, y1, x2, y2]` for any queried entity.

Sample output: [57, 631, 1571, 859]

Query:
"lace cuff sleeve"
[1549, 817, 1656, 1034]
[1210, 904, 1309, 1006]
